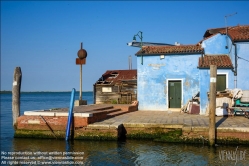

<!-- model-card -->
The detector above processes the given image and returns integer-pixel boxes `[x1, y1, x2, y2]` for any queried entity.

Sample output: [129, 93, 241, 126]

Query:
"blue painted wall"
[199, 69, 209, 114]
[199, 33, 249, 114]
[202, 34, 229, 54]
[137, 54, 200, 111]
[200, 33, 235, 114]
[234, 42, 249, 90]
[202, 34, 249, 90]
[199, 69, 234, 114]
[136, 33, 248, 113]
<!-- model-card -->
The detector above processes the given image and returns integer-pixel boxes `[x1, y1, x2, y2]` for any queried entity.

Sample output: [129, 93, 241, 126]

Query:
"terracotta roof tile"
[219, 25, 249, 41]
[96, 70, 137, 85]
[198, 55, 233, 68]
[201, 25, 249, 42]
[136, 45, 203, 55]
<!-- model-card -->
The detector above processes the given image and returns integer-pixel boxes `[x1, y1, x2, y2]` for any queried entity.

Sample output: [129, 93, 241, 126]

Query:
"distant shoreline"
[0, 91, 93, 94]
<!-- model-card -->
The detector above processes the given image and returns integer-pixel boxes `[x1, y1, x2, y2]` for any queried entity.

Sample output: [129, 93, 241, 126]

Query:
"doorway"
[168, 80, 182, 108]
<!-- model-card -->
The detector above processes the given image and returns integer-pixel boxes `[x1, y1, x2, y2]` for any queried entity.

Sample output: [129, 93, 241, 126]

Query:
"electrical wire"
[238, 56, 249, 63]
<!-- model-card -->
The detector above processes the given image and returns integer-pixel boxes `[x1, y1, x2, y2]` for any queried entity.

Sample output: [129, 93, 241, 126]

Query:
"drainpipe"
[232, 43, 237, 88]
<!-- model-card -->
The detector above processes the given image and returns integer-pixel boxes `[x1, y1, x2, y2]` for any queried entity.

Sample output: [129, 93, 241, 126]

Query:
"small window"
[217, 74, 226, 91]
[102, 87, 112, 92]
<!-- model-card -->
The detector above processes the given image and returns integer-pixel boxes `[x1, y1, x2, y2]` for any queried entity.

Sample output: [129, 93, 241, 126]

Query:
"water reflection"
[10, 138, 249, 165]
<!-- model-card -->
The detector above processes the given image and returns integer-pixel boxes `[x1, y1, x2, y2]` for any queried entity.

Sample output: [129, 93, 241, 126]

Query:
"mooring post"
[209, 65, 217, 146]
[12, 67, 22, 128]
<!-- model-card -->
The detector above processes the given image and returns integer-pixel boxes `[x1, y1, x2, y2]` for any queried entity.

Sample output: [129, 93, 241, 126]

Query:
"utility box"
[74, 100, 87, 106]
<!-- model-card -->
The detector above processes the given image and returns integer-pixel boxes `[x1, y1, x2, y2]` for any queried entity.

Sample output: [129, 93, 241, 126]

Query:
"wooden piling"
[209, 65, 217, 146]
[12, 67, 22, 127]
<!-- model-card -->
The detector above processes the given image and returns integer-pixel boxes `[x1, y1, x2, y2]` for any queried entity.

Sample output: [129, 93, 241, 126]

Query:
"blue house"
[135, 25, 249, 115]
[136, 45, 203, 111]
[198, 25, 249, 114]
[198, 55, 234, 114]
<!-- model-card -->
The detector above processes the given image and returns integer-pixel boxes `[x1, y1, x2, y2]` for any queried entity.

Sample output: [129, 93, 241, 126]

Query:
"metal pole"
[234, 44, 238, 88]
[224, 12, 237, 49]
[209, 65, 217, 146]
[140, 32, 143, 65]
[80, 64, 82, 100]
[12, 67, 22, 128]
[40, 115, 57, 139]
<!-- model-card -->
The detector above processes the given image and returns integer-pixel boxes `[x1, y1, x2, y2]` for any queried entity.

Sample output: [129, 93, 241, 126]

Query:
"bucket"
[241, 90, 249, 102]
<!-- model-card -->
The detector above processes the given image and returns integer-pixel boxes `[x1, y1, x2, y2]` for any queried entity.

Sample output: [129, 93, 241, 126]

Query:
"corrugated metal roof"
[198, 55, 233, 68]
[127, 41, 174, 47]
[136, 45, 203, 55]
[95, 69, 137, 85]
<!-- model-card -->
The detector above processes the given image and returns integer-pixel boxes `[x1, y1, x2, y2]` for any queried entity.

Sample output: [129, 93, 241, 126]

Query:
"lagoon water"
[1, 92, 249, 165]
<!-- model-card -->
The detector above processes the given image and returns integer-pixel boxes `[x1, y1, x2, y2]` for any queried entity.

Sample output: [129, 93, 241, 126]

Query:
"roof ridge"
[136, 44, 203, 55]
[204, 54, 230, 57]
[142, 44, 200, 48]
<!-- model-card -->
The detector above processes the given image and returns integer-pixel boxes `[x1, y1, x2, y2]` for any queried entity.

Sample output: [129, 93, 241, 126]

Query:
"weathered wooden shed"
[93, 70, 137, 104]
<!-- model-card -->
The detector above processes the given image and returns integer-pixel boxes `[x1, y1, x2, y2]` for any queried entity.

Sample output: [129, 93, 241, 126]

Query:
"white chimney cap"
[175, 42, 180, 46]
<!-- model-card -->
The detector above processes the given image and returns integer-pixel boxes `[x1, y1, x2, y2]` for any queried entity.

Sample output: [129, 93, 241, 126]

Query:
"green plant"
[111, 100, 117, 104]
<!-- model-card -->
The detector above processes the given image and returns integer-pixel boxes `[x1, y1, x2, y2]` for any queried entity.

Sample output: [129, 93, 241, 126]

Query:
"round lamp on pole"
[76, 42, 87, 104]
[77, 43, 87, 59]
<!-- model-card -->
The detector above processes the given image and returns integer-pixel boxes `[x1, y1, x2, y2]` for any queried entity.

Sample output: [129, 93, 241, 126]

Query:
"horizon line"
[0, 90, 93, 93]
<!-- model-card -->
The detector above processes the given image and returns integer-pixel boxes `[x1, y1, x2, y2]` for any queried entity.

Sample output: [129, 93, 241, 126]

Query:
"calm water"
[1, 92, 249, 165]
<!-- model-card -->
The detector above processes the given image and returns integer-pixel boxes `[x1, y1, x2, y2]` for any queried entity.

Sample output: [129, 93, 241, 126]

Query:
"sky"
[1, 1, 249, 92]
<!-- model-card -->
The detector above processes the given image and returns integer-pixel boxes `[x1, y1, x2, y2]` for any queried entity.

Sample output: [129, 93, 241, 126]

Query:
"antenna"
[224, 12, 237, 48]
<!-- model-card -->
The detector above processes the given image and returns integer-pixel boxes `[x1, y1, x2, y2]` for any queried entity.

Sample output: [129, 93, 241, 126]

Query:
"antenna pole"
[224, 12, 237, 49]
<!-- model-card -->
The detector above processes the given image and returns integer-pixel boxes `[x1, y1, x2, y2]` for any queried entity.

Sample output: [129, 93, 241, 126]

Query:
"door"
[217, 74, 226, 91]
[168, 81, 181, 108]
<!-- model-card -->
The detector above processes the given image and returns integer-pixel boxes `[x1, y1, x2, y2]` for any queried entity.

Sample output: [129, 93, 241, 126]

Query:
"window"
[217, 74, 227, 91]
[102, 87, 112, 92]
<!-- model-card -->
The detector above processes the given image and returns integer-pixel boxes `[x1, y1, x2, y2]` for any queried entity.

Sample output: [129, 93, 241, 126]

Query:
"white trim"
[217, 72, 228, 89]
[166, 79, 183, 109]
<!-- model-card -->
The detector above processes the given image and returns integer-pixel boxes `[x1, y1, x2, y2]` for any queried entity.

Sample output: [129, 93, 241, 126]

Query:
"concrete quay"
[86, 110, 249, 144]
[89, 110, 249, 129]
[14, 104, 249, 145]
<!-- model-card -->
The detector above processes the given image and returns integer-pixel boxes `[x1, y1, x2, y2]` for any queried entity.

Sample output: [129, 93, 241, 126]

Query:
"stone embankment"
[15, 104, 249, 145]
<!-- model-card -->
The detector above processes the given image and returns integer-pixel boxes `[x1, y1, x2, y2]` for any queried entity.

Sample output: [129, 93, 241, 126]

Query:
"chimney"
[175, 42, 180, 46]
[129, 55, 132, 70]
